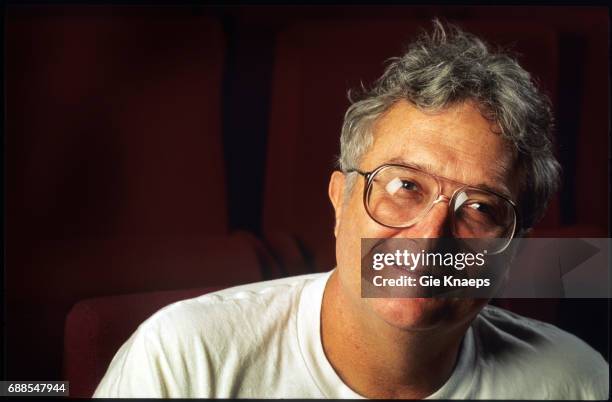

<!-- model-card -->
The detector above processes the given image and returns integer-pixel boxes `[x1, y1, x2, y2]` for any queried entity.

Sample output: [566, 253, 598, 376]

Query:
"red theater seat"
[5, 8, 231, 381]
[6, 8, 228, 240]
[493, 224, 608, 324]
[64, 286, 224, 398]
[9, 233, 267, 385]
[263, 19, 560, 274]
[529, 224, 608, 237]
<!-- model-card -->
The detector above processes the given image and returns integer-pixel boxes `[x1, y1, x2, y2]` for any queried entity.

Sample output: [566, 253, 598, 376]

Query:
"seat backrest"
[7, 233, 265, 387]
[5, 8, 229, 382]
[263, 19, 560, 272]
[63, 286, 224, 397]
[6, 7, 228, 241]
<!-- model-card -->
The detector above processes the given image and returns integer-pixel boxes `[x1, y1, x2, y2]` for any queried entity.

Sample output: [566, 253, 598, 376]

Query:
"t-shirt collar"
[296, 268, 477, 399]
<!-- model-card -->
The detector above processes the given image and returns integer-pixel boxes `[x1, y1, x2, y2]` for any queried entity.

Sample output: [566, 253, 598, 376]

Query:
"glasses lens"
[366, 166, 438, 227]
[452, 188, 516, 252]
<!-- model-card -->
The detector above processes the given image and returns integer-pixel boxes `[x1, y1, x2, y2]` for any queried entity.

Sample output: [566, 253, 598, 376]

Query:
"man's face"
[329, 99, 518, 331]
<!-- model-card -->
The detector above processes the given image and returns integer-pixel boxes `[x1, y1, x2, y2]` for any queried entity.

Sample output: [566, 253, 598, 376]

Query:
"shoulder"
[135, 272, 327, 351]
[472, 305, 609, 399]
[475, 304, 606, 367]
[150, 272, 325, 327]
[94, 272, 327, 398]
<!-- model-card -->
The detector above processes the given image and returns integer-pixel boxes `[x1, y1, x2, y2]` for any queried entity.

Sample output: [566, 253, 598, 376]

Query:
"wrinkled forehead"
[361, 100, 519, 198]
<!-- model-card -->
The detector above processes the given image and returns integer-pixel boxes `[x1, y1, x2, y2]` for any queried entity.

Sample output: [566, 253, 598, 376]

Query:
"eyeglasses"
[347, 163, 519, 254]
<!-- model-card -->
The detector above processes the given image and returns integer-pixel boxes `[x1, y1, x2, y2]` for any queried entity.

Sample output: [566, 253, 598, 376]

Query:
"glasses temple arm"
[345, 168, 370, 178]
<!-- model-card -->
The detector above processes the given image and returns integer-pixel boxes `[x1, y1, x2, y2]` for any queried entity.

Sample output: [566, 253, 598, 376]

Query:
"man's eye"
[401, 181, 418, 191]
[385, 177, 421, 196]
[468, 202, 490, 214]
[465, 202, 501, 223]
[467, 202, 487, 212]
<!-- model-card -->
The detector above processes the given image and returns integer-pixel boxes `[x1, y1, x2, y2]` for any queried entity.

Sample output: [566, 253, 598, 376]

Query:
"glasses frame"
[347, 163, 520, 253]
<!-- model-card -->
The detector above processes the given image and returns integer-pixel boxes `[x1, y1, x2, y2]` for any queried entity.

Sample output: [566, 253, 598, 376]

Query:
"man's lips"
[385, 262, 433, 276]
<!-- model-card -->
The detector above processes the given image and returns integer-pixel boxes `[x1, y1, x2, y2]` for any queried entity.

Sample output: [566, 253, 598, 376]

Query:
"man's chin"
[367, 297, 482, 331]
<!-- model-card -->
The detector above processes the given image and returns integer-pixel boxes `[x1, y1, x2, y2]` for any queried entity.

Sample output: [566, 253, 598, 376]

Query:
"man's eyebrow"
[384, 157, 513, 198]
[475, 183, 513, 199]
[386, 157, 436, 174]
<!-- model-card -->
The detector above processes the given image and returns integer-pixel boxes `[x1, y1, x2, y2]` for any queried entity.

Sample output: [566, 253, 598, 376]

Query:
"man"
[94, 21, 609, 399]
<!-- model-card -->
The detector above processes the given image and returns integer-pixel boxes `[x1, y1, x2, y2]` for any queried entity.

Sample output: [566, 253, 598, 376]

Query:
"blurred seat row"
[5, 7, 608, 397]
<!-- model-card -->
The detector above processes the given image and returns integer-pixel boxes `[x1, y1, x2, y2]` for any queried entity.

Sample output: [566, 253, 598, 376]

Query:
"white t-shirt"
[94, 270, 609, 399]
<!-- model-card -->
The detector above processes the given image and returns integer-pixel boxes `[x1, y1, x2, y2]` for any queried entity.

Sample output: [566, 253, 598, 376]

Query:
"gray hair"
[338, 19, 561, 230]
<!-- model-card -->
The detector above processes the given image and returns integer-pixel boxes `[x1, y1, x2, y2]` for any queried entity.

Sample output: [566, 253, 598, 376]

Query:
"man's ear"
[328, 171, 346, 238]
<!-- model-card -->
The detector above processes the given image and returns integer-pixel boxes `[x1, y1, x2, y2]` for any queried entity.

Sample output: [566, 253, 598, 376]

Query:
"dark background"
[4, 3, 609, 389]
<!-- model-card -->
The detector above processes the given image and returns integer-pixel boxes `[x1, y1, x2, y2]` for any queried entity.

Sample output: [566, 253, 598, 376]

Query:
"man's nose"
[408, 194, 452, 238]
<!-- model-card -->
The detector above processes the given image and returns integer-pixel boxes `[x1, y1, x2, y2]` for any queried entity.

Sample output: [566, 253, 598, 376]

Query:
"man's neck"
[320, 270, 471, 399]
